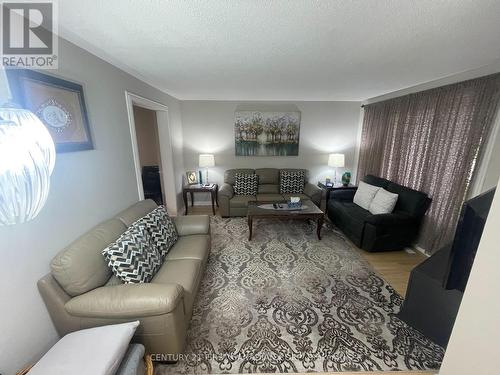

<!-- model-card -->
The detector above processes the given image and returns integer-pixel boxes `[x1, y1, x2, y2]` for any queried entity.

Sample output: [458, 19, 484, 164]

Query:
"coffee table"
[247, 200, 325, 241]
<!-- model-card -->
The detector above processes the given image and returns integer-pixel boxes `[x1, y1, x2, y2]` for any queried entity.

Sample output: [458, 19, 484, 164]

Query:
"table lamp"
[198, 154, 215, 186]
[328, 153, 345, 186]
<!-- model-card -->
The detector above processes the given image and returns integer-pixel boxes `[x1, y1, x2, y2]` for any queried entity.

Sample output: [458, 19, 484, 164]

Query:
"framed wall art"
[235, 111, 300, 156]
[7, 69, 93, 152]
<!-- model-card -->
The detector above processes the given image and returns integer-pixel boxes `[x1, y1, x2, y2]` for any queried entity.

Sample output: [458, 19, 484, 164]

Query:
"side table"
[317, 182, 357, 214]
[183, 183, 219, 215]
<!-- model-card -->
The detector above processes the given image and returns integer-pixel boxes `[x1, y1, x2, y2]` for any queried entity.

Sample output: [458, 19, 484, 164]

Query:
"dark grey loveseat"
[328, 175, 431, 252]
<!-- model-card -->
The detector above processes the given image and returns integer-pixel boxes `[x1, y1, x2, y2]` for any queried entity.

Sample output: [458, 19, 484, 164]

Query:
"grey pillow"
[369, 188, 399, 214]
[353, 181, 380, 210]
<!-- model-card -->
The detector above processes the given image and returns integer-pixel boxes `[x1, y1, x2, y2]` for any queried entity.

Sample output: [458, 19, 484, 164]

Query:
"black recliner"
[327, 175, 431, 252]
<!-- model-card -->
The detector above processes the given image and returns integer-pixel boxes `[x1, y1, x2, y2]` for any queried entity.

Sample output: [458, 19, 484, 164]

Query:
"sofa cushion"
[173, 215, 210, 236]
[65, 284, 183, 318]
[152, 259, 202, 317]
[115, 199, 157, 227]
[230, 195, 256, 208]
[369, 188, 398, 215]
[166, 235, 210, 264]
[224, 169, 254, 185]
[255, 168, 279, 184]
[256, 193, 285, 202]
[51, 218, 127, 297]
[102, 220, 162, 284]
[387, 182, 430, 217]
[142, 206, 178, 258]
[353, 181, 380, 210]
[258, 184, 280, 194]
[336, 202, 372, 224]
[280, 170, 305, 194]
[234, 173, 258, 195]
[363, 175, 390, 188]
[330, 201, 371, 244]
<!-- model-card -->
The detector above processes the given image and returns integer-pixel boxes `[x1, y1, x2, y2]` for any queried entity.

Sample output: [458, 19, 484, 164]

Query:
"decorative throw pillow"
[102, 220, 162, 284]
[280, 170, 305, 194]
[142, 206, 178, 259]
[234, 173, 258, 195]
[353, 181, 381, 210]
[369, 188, 399, 215]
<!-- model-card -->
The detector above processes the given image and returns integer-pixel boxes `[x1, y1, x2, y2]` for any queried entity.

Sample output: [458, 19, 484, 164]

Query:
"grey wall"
[0, 38, 184, 374]
[180, 101, 362, 200]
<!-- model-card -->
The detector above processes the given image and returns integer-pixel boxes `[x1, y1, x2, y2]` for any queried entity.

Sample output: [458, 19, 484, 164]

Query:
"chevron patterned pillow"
[280, 170, 305, 194]
[234, 173, 258, 195]
[102, 220, 162, 284]
[143, 206, 178, 259]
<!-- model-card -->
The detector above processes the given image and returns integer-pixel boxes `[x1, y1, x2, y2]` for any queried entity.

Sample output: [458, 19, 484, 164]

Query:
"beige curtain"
[357, 74, 500, 253]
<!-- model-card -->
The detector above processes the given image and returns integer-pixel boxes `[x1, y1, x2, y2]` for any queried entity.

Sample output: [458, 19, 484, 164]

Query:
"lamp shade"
[199, 154, 215, 168]
[0, 107, 55, 225]
[328, 153, 345, 168]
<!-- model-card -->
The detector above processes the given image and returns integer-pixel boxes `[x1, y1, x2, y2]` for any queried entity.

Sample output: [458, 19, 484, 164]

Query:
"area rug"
[156, 217, 444, 374]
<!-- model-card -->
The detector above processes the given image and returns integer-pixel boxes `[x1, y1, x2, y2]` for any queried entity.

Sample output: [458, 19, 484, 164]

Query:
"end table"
[318, 182, 357, 214]
[183, 183, 219, 215]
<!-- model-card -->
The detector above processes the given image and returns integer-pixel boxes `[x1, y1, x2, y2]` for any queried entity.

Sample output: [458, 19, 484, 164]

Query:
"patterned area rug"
[156, 217, 444, 374]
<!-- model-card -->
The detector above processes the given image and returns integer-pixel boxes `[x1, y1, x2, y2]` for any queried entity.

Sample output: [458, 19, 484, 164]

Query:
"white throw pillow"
[353, 181, 381, 210]
[29, 321, 140, 375]
[369, 188, 399, 215]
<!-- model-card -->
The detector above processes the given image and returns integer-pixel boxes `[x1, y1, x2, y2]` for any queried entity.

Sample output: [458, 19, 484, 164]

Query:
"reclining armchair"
[328, 175, 431, 252]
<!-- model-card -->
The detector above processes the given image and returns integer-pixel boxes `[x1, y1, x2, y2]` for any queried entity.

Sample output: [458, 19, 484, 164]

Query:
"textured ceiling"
[59, 0, 500, 101]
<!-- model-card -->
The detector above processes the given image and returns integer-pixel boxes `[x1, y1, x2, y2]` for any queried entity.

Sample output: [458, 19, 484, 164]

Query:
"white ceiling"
[59, 0, 500, 101]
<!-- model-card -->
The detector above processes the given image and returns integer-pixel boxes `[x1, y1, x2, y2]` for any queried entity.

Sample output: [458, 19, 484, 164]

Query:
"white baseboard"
[190, 201, 213, 206]
[412, 244, 430, 257]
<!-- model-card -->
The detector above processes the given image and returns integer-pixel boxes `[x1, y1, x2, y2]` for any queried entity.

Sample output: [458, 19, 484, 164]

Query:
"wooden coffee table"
[247, 200, 325, 241]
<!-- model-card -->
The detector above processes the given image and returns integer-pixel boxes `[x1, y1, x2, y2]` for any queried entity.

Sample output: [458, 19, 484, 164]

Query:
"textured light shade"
[328, 153, 345, 168]
[0, 107, 56, 225]
[199, 154, 215, 168]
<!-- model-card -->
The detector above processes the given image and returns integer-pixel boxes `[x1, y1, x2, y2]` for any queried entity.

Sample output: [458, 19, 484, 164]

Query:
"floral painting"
[235, 111, 300, 156]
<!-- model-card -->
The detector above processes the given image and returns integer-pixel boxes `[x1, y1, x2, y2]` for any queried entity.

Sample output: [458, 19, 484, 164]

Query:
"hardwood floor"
[186, 205, 426, 296]
[352, 245, 426, 296]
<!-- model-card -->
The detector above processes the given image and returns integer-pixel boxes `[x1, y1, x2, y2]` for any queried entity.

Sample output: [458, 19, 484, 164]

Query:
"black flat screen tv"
[444, 188, 496, 292]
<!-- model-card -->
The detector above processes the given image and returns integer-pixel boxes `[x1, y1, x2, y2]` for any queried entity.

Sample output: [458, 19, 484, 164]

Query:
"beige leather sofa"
[38, 199, 210, 356]
[219, 168, 322, 217]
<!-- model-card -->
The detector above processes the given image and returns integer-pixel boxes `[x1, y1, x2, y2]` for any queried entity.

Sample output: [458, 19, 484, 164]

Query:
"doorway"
[132, 105, 165, 205]
[125, 92, 178, 215]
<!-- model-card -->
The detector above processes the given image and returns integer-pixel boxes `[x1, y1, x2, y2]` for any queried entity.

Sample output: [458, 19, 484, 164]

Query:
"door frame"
[125, 91, 178, 215]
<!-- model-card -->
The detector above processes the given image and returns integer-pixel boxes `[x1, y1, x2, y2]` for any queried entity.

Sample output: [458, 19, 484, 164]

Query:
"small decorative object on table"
[287, 196, 302, 209]
[342, 171, 351, 186]
[185, 170, 198, 185]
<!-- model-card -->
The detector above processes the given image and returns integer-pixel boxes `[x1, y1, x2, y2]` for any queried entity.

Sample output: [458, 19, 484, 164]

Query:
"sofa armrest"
[65, 283, 184, 318]
[218, 183, 234, 199]
[331, 188, 357, 202]
[304, 183, 322, 206]
[174, 215, 210, 236]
